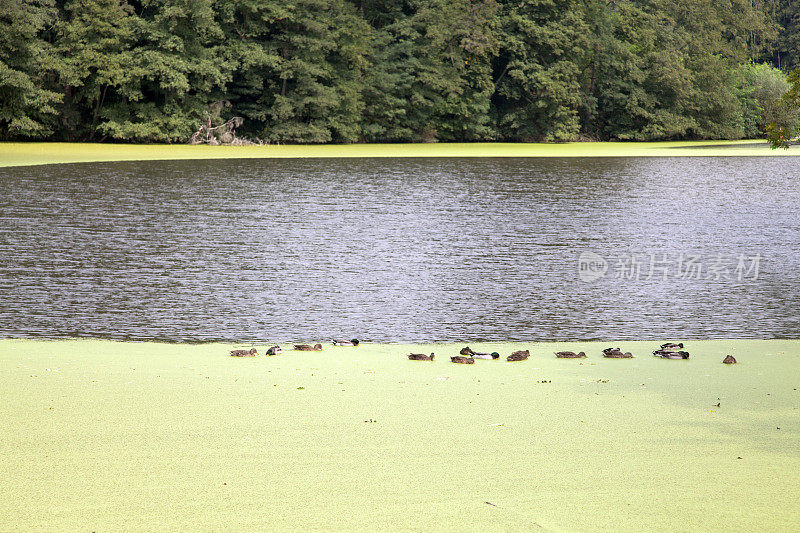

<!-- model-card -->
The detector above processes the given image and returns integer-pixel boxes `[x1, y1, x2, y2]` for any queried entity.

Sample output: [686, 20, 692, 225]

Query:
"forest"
[1, 0, 799, 144]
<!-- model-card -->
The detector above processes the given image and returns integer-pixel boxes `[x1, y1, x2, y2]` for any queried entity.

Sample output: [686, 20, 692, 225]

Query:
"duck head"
[351, 339, 360, 346]
[491, 352, 500, 359]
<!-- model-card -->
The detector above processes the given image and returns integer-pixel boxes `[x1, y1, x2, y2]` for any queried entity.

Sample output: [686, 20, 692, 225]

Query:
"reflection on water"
[0, 157, 798, 342]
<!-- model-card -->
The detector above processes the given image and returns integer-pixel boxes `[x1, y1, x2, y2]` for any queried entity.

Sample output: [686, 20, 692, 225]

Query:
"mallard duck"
[230, 348, 258, 357]
[473, 352, 501, 360]
[333, 339, 359, 346]
[661, 342, 684, 350]
[603, 347, 633, 358]
[723, 355, 737, 364]
[408, 353, 435, 361]
[507, 350, 530, 362]
[460, 347, 475, 355]
[266, 346, 281, 355]
[451, 356, 475, 364]
[294, 343, 323, 351]
[555, 351, 586, 358]
[604, 350, 634, 358]
[653, 349, 689, 359]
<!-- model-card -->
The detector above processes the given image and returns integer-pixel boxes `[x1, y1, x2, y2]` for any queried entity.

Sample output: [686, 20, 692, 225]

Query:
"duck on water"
[460, 347, 500, 359]
[333, 339, 360, 346]
[555, 351, 586, 359]
[230, 348, 258, 357]
[507, 350, 530, 361]
[602, 347, 634, 358]
[653, 342, 690, 359]
[294, 343, 323, 351]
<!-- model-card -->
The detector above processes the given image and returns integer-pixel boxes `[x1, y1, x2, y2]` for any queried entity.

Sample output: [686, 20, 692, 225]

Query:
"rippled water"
[1, 157, 798, 342]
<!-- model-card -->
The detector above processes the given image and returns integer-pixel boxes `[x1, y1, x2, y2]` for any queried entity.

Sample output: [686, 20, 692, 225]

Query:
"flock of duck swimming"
[230, 341, 738, 364]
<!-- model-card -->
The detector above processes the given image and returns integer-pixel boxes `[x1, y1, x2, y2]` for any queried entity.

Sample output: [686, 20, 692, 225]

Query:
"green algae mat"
[2, 140, 800, 168]
[1, 339, 798, 531]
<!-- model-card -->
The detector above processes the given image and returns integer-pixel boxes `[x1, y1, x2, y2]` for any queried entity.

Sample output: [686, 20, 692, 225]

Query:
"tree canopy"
[1, 0, 798, 143]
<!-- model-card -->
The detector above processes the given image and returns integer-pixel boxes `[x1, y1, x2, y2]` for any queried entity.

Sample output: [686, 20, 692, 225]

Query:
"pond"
[1, 157, 798, 342]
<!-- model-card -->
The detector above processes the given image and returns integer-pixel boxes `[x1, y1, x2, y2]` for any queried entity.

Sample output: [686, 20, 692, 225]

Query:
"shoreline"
[2, 140, 800, 168]
[2, 338, 798, 531]
[1, 335, 798, 344]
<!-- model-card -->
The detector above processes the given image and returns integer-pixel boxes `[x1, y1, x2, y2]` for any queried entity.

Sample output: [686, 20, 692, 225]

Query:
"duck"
[333, 339, 360, 346]
[294, 343, 323, 351]
[507, 350, 530, 362]
[230, 348, 258, 357]
[602, 347, 633, 358]
[661, 342, 684, 350]
[722, 355, 737, 364]
[451, 355, 475, 364]
[653, 349, 690, 359]
[473, 352, 501, 360]
[604, 350, 634, 358]
[555, 351, 586, 358]
[266, 345, 281, 355]
[408, 353, 435, 361]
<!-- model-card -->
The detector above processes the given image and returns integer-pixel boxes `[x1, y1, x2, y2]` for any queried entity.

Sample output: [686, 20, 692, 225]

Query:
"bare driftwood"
[190, 101, 259, 145]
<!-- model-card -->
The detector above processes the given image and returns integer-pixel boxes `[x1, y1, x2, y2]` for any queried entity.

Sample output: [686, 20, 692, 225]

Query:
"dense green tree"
[767, 68, 800, 147]
[362, 0, 498, 142]
[56, 0, 138, 140]
[221, 0, 371, 143]
[767, 0, 800, 70]
[737, 63, 795, 138]
[97, 0, 233, 142]
[0, 0, 61, 138]
[0, 0, 794, 143]
[493, 0, 589, 141]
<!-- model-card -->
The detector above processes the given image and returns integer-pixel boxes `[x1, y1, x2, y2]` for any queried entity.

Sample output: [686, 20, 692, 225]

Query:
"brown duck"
[408, 353, 435, 361]
[723, 355, 737, 364]
[294, 343, 323, 351]
[603, 347, 633, 358]
[451, 356, 475, 364]
[555, 351, 586, 358]
[230, 348, 258, 357]
[507, 350, 530, 362]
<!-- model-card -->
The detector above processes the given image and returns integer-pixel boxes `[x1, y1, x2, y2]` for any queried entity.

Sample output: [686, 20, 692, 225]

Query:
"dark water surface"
[1, 157, 798, 343]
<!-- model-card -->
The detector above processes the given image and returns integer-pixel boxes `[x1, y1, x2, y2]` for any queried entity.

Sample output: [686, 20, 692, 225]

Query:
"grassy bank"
[1, 140, 799, 168]
[1, 338, 798, 531]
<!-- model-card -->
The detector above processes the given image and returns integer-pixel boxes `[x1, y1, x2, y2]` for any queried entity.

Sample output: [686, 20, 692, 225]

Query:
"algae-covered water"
[1, 156, 799, 342]
[2, 140, 800, 168]
[1, 339, 798, 531]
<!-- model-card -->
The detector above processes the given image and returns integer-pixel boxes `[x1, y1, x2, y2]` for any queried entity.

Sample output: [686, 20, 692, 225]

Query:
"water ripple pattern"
[1, 157, 798, 342]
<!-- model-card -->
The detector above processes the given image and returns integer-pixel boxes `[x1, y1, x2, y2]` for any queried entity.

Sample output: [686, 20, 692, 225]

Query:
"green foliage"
[736, 63, 794, 138]
[0, 0, 62, 139]
[0, 0, 793, 143]
[362, 0, 498, 142]
[494, 0, 588, 141]
[767, 68, 800, 148]
[220, 0, 371, 144]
